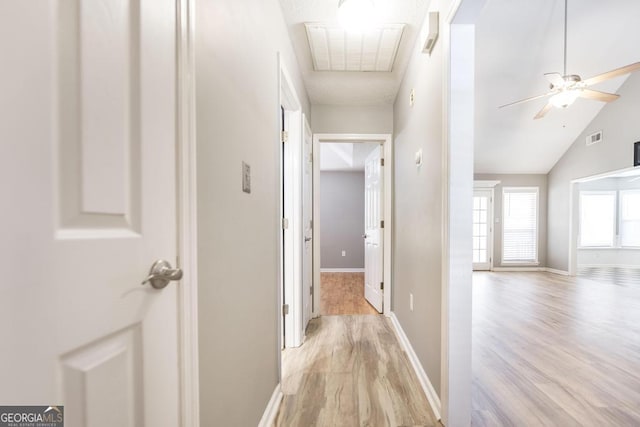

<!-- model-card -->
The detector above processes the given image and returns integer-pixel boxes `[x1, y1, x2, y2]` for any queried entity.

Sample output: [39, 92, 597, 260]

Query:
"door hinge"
[310, 285, 314, 295]
[380, 281, 384, 290]
[282, 304, 289, 315]
[380, 220, 384, 228]
[282, 218, 289, 229]
[281, 130, 288, 143]
[310, 219, 313, 230]
[380, 158, 385, 166]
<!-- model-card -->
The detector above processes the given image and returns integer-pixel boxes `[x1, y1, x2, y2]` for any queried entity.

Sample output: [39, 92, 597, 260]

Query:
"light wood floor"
[321, 272, 378, 315]
[276, 315, 439, 427]
[473, 271, 640, 426]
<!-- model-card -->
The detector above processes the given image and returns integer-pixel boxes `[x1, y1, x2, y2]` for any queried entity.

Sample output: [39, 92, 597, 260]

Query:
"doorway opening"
[569, 166, 640, 283]
[312, 134, 393, 318]
[318, 141, 382, 315]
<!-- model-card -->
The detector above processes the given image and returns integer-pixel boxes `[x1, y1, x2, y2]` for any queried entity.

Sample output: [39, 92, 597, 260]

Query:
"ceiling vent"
[586, 130, 603, 146]
[305, 23, 405, 72]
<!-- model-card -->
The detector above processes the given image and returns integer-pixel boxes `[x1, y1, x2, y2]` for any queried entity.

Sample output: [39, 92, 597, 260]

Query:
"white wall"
[311, 104, 393, 134]
[195, 0, 309, 425]
[547, 73, 640, 271]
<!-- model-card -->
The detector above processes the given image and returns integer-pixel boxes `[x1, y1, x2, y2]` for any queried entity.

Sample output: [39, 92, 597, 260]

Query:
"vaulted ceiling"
[278, 0, 640, 174]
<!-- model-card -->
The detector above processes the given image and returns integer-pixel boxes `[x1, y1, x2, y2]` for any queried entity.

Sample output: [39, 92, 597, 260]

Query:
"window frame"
[501, 186, 539, 264]
[619, 189, 640, 248]
[578, 190, 617, 249]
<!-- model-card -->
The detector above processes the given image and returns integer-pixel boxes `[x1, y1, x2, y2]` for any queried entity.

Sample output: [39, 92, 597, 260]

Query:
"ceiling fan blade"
[499, 91, 554, 109]
[578, 89, 620, 102]
[533, 102, 553, 120]
[544, 73, 565, 87]
[582, 62, 640, 86]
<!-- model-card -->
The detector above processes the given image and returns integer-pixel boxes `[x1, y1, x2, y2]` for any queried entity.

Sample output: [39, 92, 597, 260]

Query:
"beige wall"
[311, 104, 393, 134]
[195, 0, 309, 424]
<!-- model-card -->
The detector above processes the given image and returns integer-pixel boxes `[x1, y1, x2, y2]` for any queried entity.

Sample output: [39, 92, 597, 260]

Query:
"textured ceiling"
[279, 0, 430, 105]
[475, 0, 640, 174]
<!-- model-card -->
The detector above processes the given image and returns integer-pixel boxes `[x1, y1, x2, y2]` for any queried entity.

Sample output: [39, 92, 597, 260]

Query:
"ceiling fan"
[499, 0, 640, 119]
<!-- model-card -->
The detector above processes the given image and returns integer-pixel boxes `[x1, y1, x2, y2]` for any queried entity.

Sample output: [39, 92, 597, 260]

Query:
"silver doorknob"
[304, 236, 312, 242]
[142, 260, 183, 290]
[362, 234, 368, 239]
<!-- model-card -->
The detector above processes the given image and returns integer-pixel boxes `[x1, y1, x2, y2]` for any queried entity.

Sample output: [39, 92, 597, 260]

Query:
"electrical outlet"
[410, 293, 414, 311]
[341, 250, 346, 257]
[409, 89, 415, 107]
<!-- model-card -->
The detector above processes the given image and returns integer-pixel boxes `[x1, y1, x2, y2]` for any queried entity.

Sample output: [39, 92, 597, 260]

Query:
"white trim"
[320, 268, 365, 273]
[312, 133, 393, 317]
[389, 313, 441, 421]
[578, 263, 640, 269]
[176, 0, 199, 425]
[257, 384, 283, 427]
[473, 180, 500, 188]
[279, 58, 304, 349]
[491, 266, 545, 272]
[545, 268, 570, 275]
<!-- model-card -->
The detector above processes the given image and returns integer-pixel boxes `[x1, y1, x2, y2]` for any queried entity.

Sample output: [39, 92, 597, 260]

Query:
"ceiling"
[279, 1, 640, 174]
[278, 0, 430, 105]
[475, 0, 640, 174]
[321, 142, 380, 170]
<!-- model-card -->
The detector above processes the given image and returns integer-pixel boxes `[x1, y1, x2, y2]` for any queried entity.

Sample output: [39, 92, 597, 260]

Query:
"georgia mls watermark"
[0, 406, 63, 427]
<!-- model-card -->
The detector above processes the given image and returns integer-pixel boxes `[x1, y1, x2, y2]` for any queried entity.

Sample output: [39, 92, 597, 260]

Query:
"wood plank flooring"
[473, 271, 640, 426]
[276, 315, 438, 427]
[321, 272, 378, 315]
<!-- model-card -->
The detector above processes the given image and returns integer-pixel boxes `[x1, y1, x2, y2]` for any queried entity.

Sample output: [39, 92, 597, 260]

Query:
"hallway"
[276, 315, 438, 427]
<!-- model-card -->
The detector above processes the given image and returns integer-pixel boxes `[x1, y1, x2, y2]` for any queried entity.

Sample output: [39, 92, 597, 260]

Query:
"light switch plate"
[242, 162, 251, 194]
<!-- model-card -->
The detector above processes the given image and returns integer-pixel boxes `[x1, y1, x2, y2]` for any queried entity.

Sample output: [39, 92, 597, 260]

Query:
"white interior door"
[302, 116, 313, 329]
[364, 145, 384, 313]
[0, 2, 180, 426]
[473, 189, 493, 270]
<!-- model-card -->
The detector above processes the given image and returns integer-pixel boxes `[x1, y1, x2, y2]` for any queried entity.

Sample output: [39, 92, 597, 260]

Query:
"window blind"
[502, 188, 538, 262]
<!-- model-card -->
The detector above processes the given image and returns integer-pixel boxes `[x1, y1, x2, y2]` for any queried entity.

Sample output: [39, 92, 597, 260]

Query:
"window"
[502, 188, 538, 263]
[620, 190, 640, 247]
[579, 191, 616, 247]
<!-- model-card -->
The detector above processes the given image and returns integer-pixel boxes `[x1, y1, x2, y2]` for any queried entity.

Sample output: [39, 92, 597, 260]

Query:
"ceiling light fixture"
[337, 0, 380, 33]
[549, 89, 579, 108]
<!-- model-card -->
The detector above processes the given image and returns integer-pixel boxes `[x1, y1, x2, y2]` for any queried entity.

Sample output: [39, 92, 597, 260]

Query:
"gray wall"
[474, 174, 548, 267]
[547, 72, 640, 271]
[311, 104, 393, 134]
[392, 0, 451, 398]
[320, 171, 365, 269]
[195, 0, 309, 424]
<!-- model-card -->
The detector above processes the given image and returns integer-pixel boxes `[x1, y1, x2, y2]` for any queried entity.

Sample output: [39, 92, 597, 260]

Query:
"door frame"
[312, 133, 394, 317]
[472, 187, 494, 271]
[176, 0, 200, 425]
[279, 58, 305, 349]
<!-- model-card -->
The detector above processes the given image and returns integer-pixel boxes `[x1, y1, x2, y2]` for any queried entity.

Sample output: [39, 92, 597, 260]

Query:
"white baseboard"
[320, 268, 365, 273]
[388, 312, 441, 421]
[579, 263, 640, 269]
[258, 384, 282, 427]
[491, 266, 545, 272]
[545, 267, 570, 275]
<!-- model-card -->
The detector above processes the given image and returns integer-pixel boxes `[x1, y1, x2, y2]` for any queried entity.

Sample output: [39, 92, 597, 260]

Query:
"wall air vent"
[586, 130, 603, 146]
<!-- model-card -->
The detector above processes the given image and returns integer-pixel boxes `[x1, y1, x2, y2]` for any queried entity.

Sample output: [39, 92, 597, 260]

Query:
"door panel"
[302, 116, 313, 329]
[473, 189, 493, 271]
[0, 2, 179, 426]
[364, 146, 384, 313]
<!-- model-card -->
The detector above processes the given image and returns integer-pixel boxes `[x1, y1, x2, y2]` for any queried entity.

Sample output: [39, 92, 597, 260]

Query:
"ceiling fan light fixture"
[550, 89, 579, 108]
[337, 0, 380, 33]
